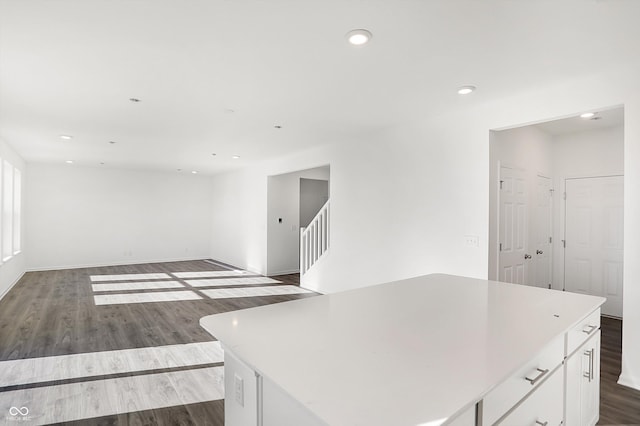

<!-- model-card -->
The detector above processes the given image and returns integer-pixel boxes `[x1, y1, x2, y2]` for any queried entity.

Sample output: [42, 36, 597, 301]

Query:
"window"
[13, 168, 21, 254]
[0, 159, 22, 263]
[2, 160, 14, 260]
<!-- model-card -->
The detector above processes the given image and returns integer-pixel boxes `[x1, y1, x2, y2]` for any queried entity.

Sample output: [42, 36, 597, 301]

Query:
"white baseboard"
[0, 270, 26, 302]
[268, 269, 300, 277]
[26, 256, 211, 272]
[618, 373, 640, 391]
[203, 259, 262, 276]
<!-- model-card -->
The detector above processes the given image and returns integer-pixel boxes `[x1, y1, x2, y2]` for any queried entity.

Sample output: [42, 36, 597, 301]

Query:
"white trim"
[25, 256, 213, 272]
[204, 257, 264, 276]
[0, 270, 25, 302]
[617, 373, 640, 391]
[492, 160, 502, 280]
[535, 173, 554, 290]
[267, 269, 300, 276]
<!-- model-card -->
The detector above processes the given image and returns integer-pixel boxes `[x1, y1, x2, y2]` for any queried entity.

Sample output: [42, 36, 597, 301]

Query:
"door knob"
[536, 250, 543, 255]
[524, 254, 532, 259]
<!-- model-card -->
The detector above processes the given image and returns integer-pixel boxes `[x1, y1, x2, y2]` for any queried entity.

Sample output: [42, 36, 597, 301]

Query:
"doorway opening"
[266, 165, 330, 277]
[488, 106, 624, 318]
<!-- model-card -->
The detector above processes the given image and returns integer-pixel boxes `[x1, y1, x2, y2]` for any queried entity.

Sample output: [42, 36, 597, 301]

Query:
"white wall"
[299, 178, 329, 227]
[26, 164, 213, 270]
[209, 167, 267, 274]
[0, 137, 26, 300]
[266, 166, 329, 276]
[212, 121, 491, 291]
[209, 67, 640, 390]
[488, 126, 553, 283]
[551, 125, 624, 291]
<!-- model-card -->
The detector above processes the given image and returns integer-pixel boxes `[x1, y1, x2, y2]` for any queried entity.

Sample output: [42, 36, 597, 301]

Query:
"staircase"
[300, 200, 330, 275]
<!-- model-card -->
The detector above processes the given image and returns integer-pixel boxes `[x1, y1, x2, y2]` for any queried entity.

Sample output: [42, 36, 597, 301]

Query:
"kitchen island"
[200, 274, 605, 426]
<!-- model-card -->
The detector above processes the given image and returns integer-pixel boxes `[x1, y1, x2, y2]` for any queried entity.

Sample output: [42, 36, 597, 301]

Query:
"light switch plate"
[234, 374, 244, 406]
[464, 235, 480, 247]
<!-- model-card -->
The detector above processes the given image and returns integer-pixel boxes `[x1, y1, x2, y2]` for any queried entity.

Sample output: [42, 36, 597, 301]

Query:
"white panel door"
[532, 175, 553, 289]
[565, 176, 623, 317]
[499, 166, 528, 284]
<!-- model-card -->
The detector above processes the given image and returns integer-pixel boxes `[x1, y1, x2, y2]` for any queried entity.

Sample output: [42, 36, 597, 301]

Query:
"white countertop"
[200, 274, 605, 426]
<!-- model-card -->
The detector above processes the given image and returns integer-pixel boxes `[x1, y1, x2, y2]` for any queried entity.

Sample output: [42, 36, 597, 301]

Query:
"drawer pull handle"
[525, 368, 549, 386]
[535, 421, 548, 426]
[582, 324, 598, 335]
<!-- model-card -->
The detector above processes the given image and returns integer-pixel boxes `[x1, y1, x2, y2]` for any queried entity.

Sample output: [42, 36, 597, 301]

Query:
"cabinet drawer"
[495, 365, 564, 425]
[566, 308, 600, 356]
[482, 334, 563, 425]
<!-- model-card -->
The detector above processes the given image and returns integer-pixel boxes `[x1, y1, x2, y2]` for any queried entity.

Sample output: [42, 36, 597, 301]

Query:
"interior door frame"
[533, 173, 553, 288]
[561, 173, 624, 293]
[492, 160, 504, 280]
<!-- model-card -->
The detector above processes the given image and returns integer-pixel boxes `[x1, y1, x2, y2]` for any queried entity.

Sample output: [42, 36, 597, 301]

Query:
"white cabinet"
[565, 330, 601, 426]
[483, 335, 564, 425]
[223, 349, 260, 426]
[496, 366, 564, 426]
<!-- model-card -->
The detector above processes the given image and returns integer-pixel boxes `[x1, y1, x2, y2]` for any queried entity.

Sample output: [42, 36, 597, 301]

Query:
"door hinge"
[562, 240, 566, 248]
[549, 236, 552, 244]
[499, 243, 502, 251]
[563, 192, 567, 200]
[548, 283, 552, 289]
[499, 180, 504, 190]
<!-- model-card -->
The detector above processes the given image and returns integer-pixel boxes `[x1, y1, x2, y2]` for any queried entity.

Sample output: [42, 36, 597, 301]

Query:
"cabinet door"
[565, 330, 600, 426]
[496, 366, 563, 425]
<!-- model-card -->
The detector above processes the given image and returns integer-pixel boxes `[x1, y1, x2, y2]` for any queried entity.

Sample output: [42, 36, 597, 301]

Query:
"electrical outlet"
[464, 235, 479, 247]
[234, 374, 244, 406]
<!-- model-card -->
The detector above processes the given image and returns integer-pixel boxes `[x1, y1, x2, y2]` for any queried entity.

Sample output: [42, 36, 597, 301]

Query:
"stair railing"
[300, 200, 330, 275]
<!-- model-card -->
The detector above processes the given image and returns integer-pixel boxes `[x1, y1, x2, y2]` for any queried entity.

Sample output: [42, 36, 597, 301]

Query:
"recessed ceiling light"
[211, 153, 217, 156]
[59, 135, 73, 140]
[457, 85, 476, 95]
[580, 112, 595, 119]
[191, 170, 198, 174]
[274, 125, 282, 129]
[129, 98, 141, 103]
[232, 155, 240, 159]
[346, 29, 372, 46]
[65, 160, 74, 164]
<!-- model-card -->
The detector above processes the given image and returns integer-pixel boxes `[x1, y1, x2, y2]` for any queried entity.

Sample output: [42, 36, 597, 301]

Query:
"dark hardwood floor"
[0, 260, 310, 425]
[598, 316, 640, 425]
[0, 261, 639, 425]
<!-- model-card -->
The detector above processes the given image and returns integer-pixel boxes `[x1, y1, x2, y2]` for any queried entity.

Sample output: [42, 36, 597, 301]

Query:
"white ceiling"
[534, 106, 624, 137]
[1, 0, 639, 174]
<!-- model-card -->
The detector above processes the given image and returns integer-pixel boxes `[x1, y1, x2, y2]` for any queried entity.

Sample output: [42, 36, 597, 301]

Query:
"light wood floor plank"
[0, 367, 224, 425]
[0, 341, 223, 388]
